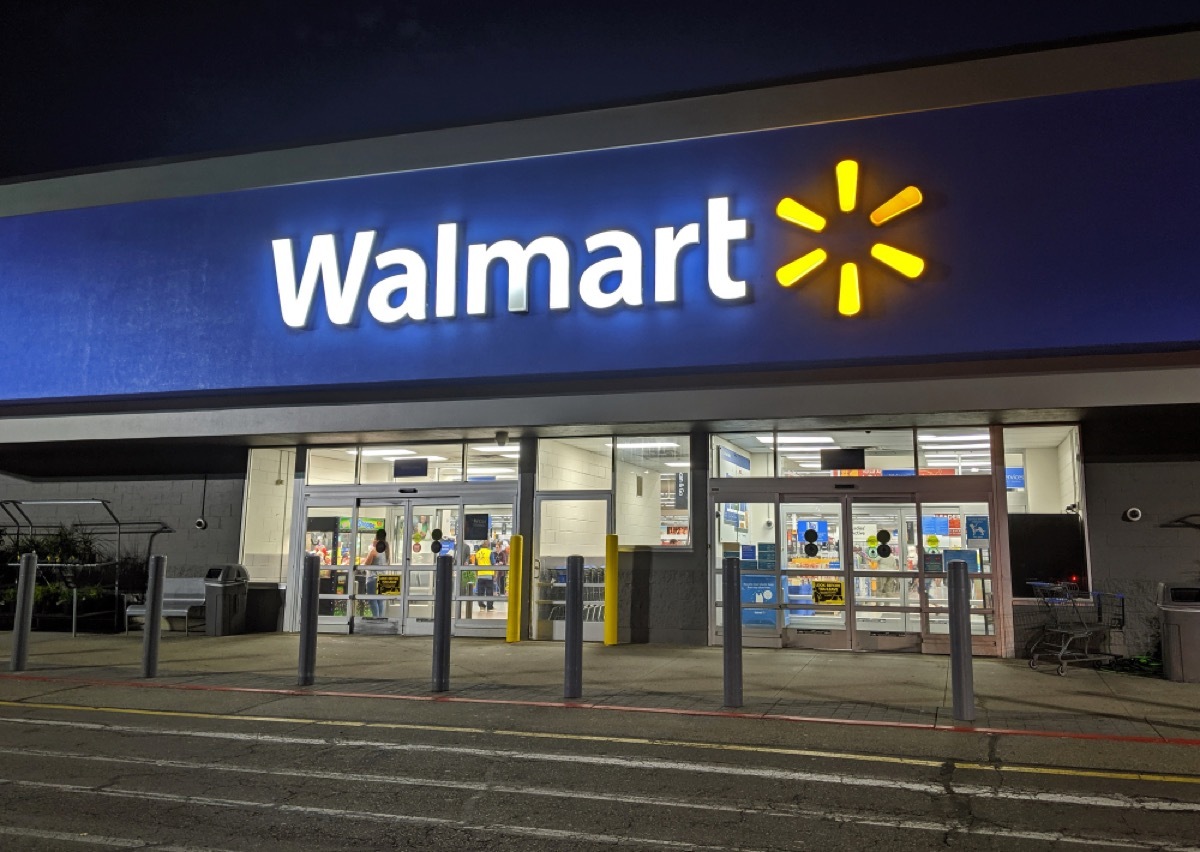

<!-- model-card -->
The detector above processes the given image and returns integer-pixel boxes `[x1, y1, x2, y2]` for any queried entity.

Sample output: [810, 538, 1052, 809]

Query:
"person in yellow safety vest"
[471, 544, 495, 611]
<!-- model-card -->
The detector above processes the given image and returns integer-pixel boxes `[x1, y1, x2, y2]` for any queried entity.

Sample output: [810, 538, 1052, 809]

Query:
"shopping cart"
[1028, 582, 1124, 675]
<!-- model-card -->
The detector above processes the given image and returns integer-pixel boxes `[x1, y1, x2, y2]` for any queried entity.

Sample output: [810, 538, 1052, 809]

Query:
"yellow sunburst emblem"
[775, 160, 925, 316]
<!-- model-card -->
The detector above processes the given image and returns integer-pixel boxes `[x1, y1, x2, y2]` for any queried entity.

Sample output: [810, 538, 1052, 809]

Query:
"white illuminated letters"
[467, 236, 571, 315]
[580, 230, 642, 309]
[707, 197, 749, 301]
[272, 196, 750, 327]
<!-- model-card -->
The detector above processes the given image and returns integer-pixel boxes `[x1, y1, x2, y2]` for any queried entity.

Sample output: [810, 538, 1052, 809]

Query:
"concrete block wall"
[615, 460, 662, 546]
[1084, 461, 1200, 656]
[0, 472, 244, 572]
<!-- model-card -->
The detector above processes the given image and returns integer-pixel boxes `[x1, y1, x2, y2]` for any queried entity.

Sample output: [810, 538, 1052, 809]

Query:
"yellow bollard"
[604, 533, 619, 645]
[506, 534, 524, 643]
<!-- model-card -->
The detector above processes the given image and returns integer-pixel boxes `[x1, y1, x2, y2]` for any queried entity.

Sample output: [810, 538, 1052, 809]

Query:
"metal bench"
[125, 566, 209, 635]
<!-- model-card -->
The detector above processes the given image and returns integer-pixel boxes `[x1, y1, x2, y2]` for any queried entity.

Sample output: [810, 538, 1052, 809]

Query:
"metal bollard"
[141, 555, 167, 678]
[722, 556, 743, 708]
[432, 554, 454, 692]
[564, 555, 584, 699]
[948, 559, 977, 722]
[10, 553, 38, 673]
[297, 553, 320, 686]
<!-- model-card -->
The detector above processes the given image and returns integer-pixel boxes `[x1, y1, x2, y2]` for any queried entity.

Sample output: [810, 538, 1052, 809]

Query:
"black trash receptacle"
[204, 565, 249, 636]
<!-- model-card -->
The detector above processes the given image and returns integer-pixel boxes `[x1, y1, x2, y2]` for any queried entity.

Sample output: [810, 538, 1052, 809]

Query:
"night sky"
[2, 1, 1198, 180]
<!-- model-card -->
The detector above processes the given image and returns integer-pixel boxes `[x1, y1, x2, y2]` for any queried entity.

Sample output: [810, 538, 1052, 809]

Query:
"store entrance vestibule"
[713, 482, 996, 653]
[297, 486, 517, 637]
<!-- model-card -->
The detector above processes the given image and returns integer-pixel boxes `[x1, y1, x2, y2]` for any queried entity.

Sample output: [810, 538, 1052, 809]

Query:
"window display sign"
[740, 575, 777, 605]
[464, 513, 489, 541]
[811, 579, 845, 605]
[742, 608, 777, 628]
[965, 516, 989, 545]
[374, 574, 402, 595]
[797, 519, 828, 542]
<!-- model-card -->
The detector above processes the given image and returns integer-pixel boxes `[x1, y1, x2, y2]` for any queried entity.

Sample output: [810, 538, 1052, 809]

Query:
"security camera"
[195, 518, 209, 530]
[495, 430, 509, 447]
[1121, 507, 1142, 523]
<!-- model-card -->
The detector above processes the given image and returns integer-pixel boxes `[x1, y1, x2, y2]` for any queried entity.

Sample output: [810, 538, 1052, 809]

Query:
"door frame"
[530, 491, 614, 641]
[708, 476, 997, 652]
[286, 483, 518, 635]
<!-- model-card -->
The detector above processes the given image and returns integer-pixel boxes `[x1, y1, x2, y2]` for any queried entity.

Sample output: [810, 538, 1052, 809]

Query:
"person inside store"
[471, 542, 495, 611]
[363, 529, 388, 617]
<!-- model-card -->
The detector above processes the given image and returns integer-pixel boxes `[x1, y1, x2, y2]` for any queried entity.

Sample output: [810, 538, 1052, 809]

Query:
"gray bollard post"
[722, 556, 743, 708]
[297, 553, 320, 687]
[948, 559, 976, 722]
[564, 555, 584, 699]
[141, 555, 168, 678]
[10, 553, 38, 673]
[432, 554, 454, 692]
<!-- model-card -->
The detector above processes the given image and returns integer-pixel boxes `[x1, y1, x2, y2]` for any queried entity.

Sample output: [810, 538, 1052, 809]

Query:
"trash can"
[205, 564, 249, 636]
[1158, 584, 1200, 683]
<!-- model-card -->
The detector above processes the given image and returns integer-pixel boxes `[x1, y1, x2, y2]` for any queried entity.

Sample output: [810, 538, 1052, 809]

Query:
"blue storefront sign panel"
[2, 81, 1199, 402]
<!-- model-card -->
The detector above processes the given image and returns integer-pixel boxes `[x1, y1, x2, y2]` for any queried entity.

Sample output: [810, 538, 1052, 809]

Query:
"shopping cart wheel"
[1029, 657, 1038, 669]
[1057, 664, 1068, 676]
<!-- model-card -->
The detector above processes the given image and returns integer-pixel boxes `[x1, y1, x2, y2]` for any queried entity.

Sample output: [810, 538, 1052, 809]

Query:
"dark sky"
[2, 1, 1198, 179]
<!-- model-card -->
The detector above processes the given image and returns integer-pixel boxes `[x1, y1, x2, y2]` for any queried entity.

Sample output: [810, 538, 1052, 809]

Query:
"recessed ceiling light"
[470, 445, 521, 453]
[606, 442, 680, 449]
[756, 436, 836, 444]
[917, 434, 990, 443]
[665, 462, 691, 468]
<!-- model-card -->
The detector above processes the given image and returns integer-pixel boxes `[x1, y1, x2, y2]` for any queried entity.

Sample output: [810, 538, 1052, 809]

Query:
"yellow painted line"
[3, 699, 1198, 786]
[956, 761, 1200, 786]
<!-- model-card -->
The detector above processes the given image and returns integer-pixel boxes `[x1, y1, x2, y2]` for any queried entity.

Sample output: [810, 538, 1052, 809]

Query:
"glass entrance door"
[714, 491, 991, 652]
[532, 495, 612, 641]
[849, 500, 921, 650]
[780, 500, 848, 649]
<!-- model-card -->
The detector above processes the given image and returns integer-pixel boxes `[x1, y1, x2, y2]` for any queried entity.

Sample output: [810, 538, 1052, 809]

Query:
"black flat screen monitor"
[820, 448, 866, 470]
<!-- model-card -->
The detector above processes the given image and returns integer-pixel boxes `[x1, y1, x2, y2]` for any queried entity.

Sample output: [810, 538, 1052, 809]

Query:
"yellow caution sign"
[812, 580, 845, 605]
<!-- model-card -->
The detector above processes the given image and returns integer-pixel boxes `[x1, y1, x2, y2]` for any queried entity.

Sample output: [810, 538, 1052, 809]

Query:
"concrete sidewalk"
[2, 631, 1197, 742]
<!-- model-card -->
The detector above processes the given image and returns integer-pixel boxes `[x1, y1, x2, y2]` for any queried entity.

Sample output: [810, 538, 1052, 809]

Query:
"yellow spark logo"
[775, 160, 925, 316]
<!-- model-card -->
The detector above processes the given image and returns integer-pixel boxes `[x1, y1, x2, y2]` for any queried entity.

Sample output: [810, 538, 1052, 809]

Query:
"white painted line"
[3, 716, 1200, 817]
[0, 779, 755, 852]
[0, 823, 241, 851]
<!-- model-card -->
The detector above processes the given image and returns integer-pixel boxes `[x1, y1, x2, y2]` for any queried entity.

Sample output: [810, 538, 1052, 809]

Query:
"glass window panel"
[918, 502, 991, 574]
[358, 443, 466, 484]
[711, 434, 775, 477]
[850, 502, 919, 572]
[306, 448, 358, 485]
[537, 438, 613, 491]
[459, 503, 514, 622]
[613, 436, 690, 547]
[240, 448, 296, 584]
[916, 427, 992, 476]
[304, 505, 353, 619]
[776, 429, 915, 478]
[1001, 425, 1081, 515]
[535, 497, 610, 640]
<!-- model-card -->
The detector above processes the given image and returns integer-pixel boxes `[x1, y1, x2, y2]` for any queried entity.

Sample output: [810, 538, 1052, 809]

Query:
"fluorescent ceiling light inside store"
[756, 436, 835, 444]
[925, 452, 991, 459]
[917, 434, 989, 443]
[347, 448, 415, 457]
[607, 442, 679, 449]
[665, 462, 690, 468]
[467, 467, 514, 474]
[383, 455, 446, 462]
[470, 445, 521, 453]
[922, 443, 990, 451]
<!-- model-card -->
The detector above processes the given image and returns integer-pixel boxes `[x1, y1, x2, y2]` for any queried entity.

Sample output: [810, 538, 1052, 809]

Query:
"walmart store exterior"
[3, 32, 1199, 658]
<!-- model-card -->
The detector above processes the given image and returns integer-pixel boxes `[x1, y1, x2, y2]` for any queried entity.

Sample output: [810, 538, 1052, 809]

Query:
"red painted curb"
[3, 671, 1199, 747]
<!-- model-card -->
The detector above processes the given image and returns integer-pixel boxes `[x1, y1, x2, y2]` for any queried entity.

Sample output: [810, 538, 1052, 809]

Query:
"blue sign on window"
[741, 575, 778, 606]
[1006, 468, 1026, 489]
[965, 516, 990, 542]
[921, 516, 950, 536]
[796, 520, 829, 542]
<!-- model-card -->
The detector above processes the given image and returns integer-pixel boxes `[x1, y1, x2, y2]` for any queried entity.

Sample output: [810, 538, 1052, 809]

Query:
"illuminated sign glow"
[273, 197, 750, 329]
[775, 160, 927, 316]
